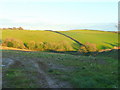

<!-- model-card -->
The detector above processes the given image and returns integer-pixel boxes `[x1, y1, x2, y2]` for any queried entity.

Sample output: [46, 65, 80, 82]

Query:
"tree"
[18, 27, 24, 30]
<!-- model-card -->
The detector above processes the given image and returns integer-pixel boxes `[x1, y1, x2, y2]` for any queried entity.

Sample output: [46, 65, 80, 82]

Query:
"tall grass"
[79, 42, 98, 53]
[2, 38, 73, 51]
[3, 38, 25, 49]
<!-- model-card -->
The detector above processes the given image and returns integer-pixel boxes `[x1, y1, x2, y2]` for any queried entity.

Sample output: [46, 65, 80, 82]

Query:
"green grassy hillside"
[2, 30, 74, 44]
[61, 30, 118, 49]
[2, 29, 119, 50]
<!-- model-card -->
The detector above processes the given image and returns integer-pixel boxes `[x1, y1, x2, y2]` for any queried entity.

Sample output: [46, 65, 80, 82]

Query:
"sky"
[0, 0, 119, 31]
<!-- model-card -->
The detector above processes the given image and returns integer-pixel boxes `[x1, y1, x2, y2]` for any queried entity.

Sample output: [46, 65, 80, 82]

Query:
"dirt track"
[2, 51, 72, 88]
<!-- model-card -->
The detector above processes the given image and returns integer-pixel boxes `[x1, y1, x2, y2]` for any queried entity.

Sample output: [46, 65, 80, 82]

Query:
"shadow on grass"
[100, 45, 111, 49]
[103, 42, 119, 48]
[1, 48, 119, 60]
[45, 49, 119, 59]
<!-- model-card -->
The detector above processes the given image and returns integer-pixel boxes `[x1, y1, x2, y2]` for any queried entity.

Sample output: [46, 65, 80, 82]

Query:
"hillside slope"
[2, 29, 119, 50]
[61, 30, 118, 49]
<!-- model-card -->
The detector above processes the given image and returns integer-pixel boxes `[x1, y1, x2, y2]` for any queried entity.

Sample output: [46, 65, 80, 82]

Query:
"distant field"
[61, 30, 118, 49]
[2, 30, 74, 43]
[2, 29, 119, 50]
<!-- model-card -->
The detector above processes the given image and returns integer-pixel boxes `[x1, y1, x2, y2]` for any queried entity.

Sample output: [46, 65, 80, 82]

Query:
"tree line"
[0, 27, 24, 30]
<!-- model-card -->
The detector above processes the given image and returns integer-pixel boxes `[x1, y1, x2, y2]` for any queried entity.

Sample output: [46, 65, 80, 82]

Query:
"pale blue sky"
[0, 0, 119, 31]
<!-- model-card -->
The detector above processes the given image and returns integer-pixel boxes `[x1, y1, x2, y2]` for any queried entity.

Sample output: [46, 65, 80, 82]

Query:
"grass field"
[1, 29, 119, 50]
[2, 49, 118, 88]
[1, 29, 119, 88]
[61, 30, 118, 49]
[2, 30, 74, 44]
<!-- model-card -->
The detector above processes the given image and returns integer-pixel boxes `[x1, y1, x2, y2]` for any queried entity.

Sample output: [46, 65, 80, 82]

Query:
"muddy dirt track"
[2, 50, 72, 88]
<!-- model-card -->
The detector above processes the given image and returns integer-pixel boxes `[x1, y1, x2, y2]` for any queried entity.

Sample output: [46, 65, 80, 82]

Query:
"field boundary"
[46, 30, 85, 47]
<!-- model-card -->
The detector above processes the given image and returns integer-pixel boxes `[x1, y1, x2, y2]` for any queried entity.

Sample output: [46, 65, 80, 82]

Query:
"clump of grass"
[43, 42, 59, 51]
[3, 38, 25, 49]
[2, 38, 73, 51]
[27, 41, 36, 50]
[35, 42, 45, 51]
[0, 40, 2, 45]
[79, 42, 98, 53]
[60, 40, 73, 51]
[3, 68, 39, 88]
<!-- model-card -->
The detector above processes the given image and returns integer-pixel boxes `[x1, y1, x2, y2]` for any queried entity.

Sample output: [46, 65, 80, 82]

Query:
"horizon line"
[0, 27, 118, 32]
